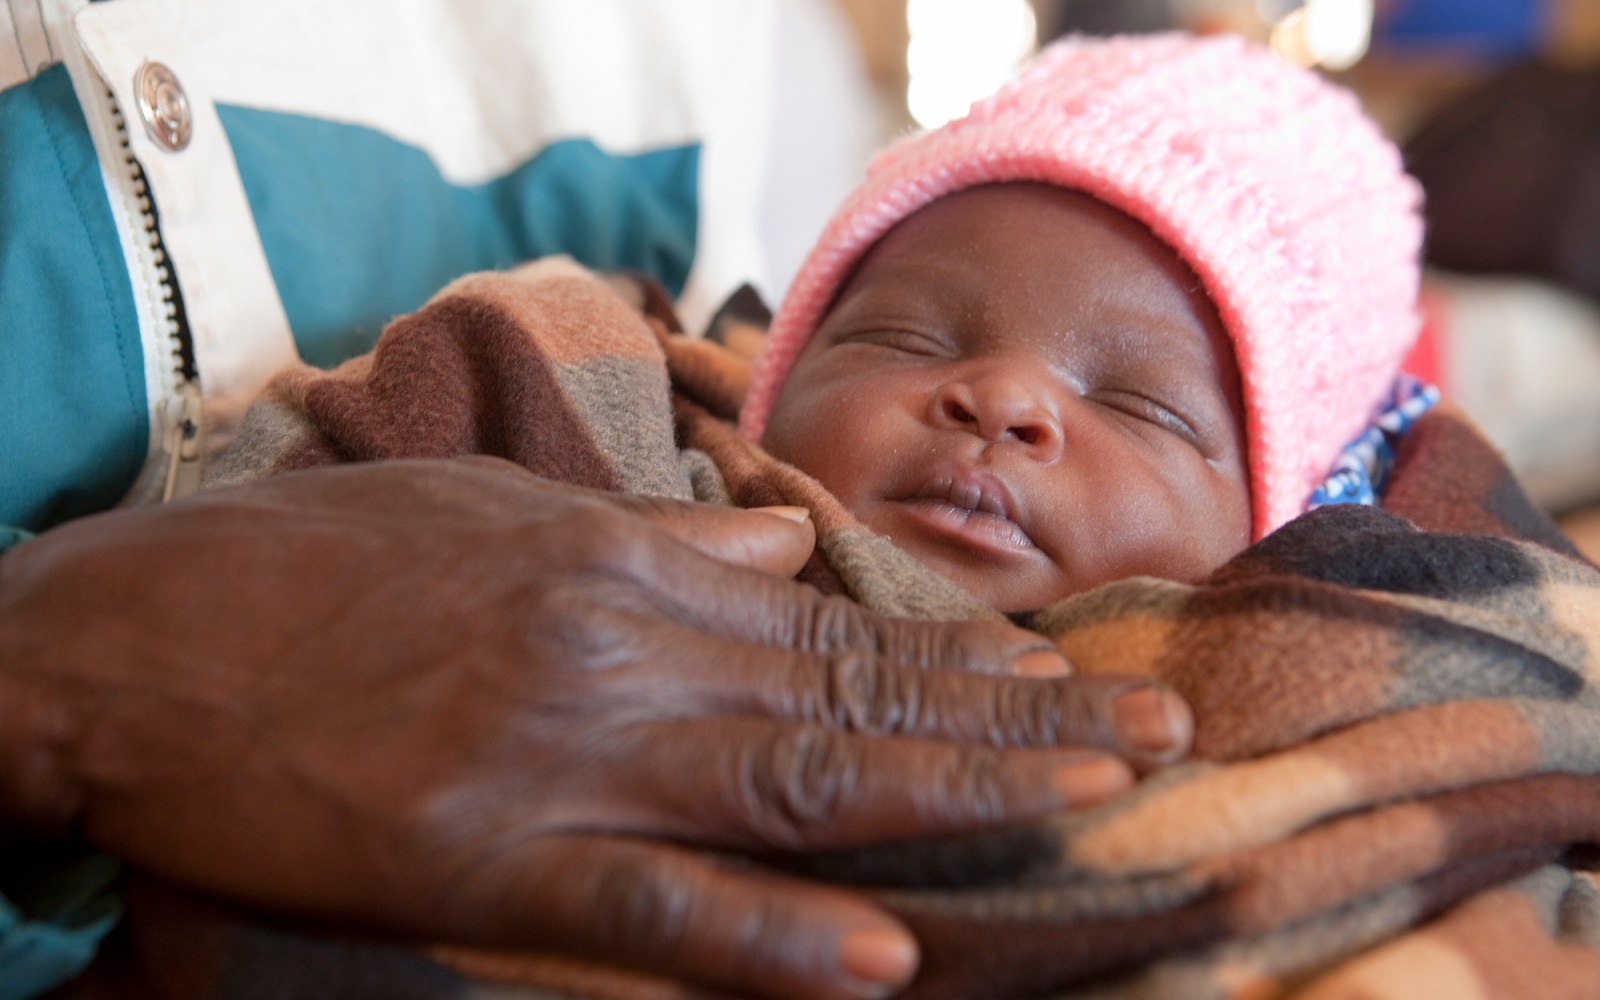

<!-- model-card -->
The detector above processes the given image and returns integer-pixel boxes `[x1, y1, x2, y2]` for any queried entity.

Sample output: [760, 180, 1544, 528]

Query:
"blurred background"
[762, 0, 1600, 557]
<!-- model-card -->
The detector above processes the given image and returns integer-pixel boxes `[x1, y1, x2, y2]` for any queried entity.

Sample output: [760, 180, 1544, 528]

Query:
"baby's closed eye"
[837, 327, 954, 358]
[1087, 387, 1202, 444]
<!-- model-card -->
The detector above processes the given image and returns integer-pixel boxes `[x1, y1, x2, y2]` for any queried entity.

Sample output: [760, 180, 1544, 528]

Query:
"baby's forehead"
[825, 183, 1227, 355]
[849, 184, 1205, 292]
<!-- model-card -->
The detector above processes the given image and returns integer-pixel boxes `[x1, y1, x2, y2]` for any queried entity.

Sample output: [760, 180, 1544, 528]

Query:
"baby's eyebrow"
[1056, 317, 1188, 369]
[1089, 295, 1230, 366]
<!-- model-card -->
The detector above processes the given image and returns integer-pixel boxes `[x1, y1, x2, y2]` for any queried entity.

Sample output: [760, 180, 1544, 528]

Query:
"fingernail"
[838, 927, 917, 996]
[1013, 649, 1073, 677]
[752, 505, 811, 524]
[1111, 686, 1193, 755]
[1052, 756, 1134, 806]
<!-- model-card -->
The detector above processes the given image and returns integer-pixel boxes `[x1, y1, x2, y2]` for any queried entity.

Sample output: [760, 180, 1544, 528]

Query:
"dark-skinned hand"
[0, 457, 1192, 1000]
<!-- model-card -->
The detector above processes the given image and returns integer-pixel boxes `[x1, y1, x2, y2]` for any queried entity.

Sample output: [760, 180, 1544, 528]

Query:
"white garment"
[31, 0, 779, 503]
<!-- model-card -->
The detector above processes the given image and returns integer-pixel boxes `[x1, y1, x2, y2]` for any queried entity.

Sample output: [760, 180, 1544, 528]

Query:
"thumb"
[629, 500, 816, 577]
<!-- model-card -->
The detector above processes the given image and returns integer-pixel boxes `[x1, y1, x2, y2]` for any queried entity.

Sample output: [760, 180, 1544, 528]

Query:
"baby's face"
[761, 183, 1252, 612]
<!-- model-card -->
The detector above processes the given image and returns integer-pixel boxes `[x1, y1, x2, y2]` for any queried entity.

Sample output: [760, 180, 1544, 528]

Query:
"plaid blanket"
[125, 259, 1600, 1000]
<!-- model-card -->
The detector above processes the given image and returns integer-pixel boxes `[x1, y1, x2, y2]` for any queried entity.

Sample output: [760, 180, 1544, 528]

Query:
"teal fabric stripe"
[0, 66, 148, 532]
[0, 852, 121, 1000]
[217, 106, 700, 368]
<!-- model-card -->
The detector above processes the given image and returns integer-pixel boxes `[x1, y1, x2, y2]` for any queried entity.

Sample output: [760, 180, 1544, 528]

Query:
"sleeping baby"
[752, 183, 1253, 613]
[212, 31, 1428, 620]
[737, 29, 1426, 612]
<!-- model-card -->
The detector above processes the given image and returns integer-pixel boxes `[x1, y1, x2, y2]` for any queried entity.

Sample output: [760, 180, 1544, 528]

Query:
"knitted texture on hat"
[739, 32, 1424, 540]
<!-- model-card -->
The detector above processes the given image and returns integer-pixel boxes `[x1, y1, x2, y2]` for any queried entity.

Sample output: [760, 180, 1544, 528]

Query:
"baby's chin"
[888, 539, 1074, 614]
[959, 577, 1071, 615]
[900, 533, 1250, 615]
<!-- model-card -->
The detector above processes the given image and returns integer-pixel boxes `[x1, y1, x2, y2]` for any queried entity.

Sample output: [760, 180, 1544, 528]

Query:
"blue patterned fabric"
[1309, 376, 1442, 511]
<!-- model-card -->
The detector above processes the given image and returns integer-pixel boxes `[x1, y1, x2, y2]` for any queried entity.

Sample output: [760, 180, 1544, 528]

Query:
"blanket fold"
[111, 261, 1600, 1000]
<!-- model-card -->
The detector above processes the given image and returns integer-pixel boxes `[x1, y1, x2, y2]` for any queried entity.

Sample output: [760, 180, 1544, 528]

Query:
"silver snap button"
[133, 61, 192, 152]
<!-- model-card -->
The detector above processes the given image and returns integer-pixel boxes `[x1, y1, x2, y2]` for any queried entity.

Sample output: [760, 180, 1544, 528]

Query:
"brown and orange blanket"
[116, 259, 1600, 999]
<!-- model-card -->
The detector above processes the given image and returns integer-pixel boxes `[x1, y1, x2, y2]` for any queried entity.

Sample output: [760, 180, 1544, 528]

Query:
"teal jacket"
[2, 62, 703, 545]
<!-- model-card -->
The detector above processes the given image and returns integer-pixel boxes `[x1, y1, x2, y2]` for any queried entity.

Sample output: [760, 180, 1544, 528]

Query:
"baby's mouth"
[895, 471, 1038, 554]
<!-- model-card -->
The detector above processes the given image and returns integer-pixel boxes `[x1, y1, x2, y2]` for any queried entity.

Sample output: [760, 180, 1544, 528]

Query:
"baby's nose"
[931, 373, 1065, 459]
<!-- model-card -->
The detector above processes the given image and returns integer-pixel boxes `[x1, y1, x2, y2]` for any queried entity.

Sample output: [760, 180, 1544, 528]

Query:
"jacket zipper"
[101, 82, 200, 502]
[104, 84, 203, 501]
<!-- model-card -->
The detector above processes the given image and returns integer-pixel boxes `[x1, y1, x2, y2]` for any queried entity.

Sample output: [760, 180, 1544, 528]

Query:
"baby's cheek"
[768, 385, 914, 512]
[755, 390, 813, 467]
[1125, 462, 1250, 582]
[1189, 493, 1252, 577]
[761, 404, 845, 492]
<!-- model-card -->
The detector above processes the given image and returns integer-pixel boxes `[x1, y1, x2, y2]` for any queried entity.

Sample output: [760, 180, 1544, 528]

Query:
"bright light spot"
[1269, 0, 1373, 70]
[907, 0, 1037, 129]
[1305, 0, 1373, 70]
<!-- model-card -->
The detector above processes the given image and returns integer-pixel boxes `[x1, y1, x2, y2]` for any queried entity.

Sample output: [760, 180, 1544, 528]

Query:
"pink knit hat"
[739, 32, 1424, 540]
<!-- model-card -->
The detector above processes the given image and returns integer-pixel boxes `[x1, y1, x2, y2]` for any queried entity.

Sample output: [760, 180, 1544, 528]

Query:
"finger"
[445, 834, 920, 1000]
[602, 719, 1132, 852]
[621, 495, 818, 577]
[496, 480, 1068, 677]
[602, 528, 1067, 677]
[599, 612, 1191, 763]
[325, 459, 819, 578]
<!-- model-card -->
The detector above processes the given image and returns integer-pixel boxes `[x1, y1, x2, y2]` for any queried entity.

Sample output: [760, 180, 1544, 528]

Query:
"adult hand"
[0, 458, 1191, 1000]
